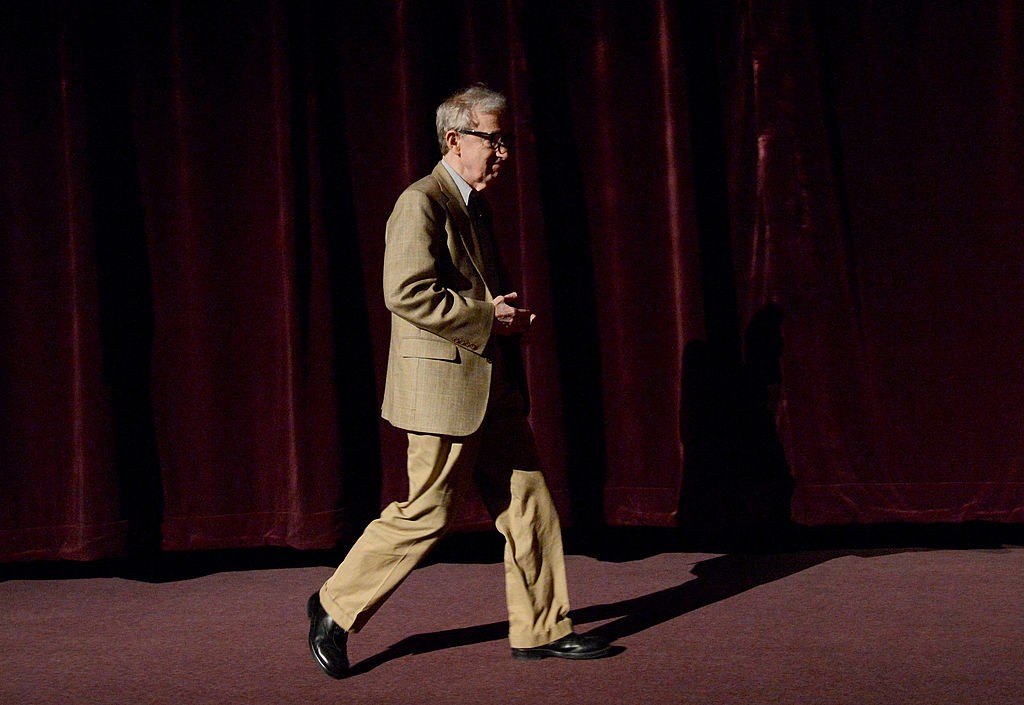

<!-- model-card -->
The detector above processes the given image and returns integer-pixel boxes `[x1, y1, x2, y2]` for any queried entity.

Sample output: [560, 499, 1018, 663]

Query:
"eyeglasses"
[457, 129, 515, 152]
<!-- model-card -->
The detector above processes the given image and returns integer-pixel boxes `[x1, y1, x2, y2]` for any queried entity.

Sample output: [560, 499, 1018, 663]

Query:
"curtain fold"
[130, 3, 368, 550]
[3, 0, 1023, 561]
[1, 4, 127, 560]
[727, 0, 880, 526]
[543, 1, 695, 526]
[732, 0, 1024, 524]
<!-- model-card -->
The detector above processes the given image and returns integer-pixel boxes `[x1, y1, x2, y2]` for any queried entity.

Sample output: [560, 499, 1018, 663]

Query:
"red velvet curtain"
[2, 1, 1022, 561]
[731, 0, 1024, 524]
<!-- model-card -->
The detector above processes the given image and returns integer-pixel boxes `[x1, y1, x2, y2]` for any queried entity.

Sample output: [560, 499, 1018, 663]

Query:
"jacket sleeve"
[382, 187, 494, 354]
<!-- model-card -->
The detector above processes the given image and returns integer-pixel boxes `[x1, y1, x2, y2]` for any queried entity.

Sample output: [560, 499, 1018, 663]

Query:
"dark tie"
[469, 192, 517, 393]
[468, 192, 501, 289]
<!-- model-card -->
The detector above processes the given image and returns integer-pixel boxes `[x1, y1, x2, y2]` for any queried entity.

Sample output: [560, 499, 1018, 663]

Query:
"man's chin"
[477, 174, 501, 192]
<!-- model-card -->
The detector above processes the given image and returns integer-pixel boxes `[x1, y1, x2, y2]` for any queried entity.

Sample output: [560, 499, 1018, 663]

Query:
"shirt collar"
[441, 158, 474, 206]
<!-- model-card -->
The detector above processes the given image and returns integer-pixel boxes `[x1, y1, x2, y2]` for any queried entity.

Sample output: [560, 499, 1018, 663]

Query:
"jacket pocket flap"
[400, 337, 458, 361]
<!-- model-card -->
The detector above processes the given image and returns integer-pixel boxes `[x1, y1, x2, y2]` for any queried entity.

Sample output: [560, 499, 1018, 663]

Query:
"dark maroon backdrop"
[2, 0, 1022, 562]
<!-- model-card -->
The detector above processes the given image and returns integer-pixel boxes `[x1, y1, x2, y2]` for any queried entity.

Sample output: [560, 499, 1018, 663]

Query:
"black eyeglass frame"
[456, 129, 515, 151]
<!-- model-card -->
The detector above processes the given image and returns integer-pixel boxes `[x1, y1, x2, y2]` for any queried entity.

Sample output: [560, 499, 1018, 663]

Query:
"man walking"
[307, 84, 611, 678]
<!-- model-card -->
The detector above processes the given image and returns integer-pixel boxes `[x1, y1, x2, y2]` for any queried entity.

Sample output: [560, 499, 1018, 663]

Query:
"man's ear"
[445, 130, 460, 155]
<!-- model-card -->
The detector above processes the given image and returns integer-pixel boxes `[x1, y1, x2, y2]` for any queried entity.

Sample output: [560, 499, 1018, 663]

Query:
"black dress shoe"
[511, 632, 612, 661]
[307, 592, 349, 678]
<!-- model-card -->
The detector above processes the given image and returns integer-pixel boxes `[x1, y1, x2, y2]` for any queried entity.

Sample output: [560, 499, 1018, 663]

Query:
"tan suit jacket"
[381, 162, 501, 437]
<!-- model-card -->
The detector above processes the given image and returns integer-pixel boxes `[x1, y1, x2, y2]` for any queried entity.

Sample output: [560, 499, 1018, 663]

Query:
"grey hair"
[435, 84, 507, 155]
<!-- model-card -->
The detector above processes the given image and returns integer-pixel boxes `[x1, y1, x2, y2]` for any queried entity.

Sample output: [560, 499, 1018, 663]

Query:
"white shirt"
[441, 158, 474, 206]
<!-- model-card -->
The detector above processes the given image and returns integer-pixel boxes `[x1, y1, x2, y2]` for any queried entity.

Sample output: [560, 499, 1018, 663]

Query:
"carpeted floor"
[3, 532, 1023, 704]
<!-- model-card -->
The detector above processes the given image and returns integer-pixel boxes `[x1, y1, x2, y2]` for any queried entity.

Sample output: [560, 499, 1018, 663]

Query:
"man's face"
[448, 111, 508, 192]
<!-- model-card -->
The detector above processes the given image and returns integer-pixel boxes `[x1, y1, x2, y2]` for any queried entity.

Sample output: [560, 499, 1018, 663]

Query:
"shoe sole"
[511, 645, 613, 661]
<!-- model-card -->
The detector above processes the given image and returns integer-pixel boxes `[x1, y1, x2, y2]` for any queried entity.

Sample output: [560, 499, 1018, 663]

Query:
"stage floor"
[3, 539, 1022, 704]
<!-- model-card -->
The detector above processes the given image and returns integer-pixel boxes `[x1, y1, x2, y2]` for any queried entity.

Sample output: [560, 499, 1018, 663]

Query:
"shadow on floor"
[343, 546, 863, 676]
[339, 521, 1024, 675]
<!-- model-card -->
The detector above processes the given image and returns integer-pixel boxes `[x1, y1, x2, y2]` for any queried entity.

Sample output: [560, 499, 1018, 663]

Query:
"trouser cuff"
[508, 618, 574, 649]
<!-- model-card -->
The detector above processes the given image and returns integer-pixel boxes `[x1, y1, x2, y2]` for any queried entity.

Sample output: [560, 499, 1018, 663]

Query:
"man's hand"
[492, 292, 536, 336]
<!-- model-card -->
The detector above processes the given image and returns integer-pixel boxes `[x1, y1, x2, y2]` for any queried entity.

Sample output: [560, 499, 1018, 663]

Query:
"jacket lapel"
[432, 162, 494, 298]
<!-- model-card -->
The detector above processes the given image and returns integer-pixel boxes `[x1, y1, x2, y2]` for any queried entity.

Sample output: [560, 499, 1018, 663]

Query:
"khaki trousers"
[319, 392, 573, 649]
